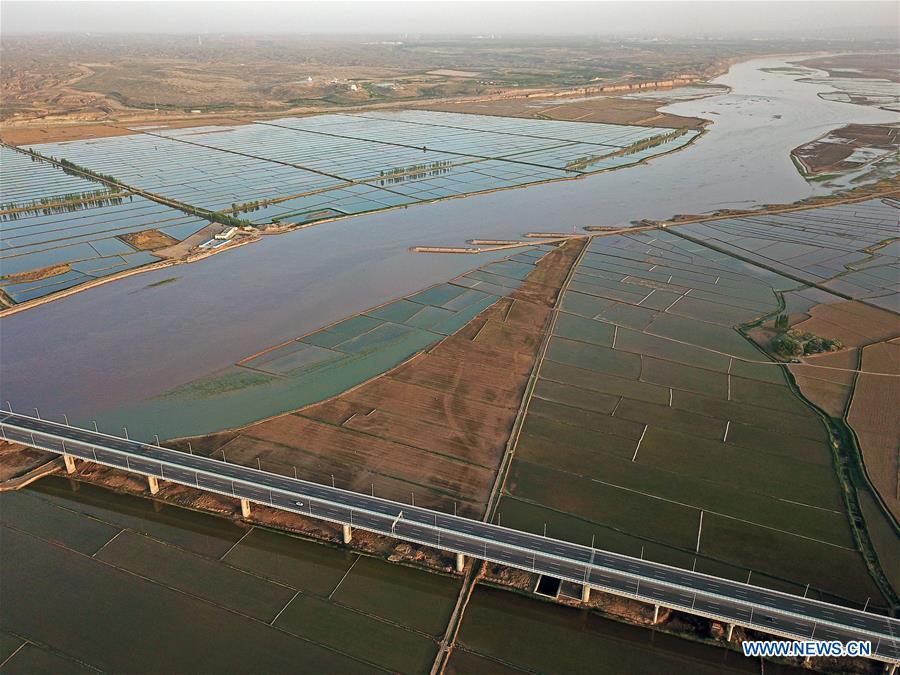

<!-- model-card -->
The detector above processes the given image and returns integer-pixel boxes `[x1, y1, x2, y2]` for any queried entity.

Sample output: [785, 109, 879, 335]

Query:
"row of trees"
[19, 146, 255, 230]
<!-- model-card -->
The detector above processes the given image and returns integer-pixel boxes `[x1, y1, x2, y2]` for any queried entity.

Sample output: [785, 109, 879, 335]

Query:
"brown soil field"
[119, 228, 180, 251]
[0, 441, 55, 482]
[0, 123, 137, 146]
[801, 53, 900, 83]
[170, 240, 584, 518]
[789, 349, 859, 418]
[791, 300, 899, 348]
[792, 123, 899, 175]
[847, 340, 900, 520]
[0, 263, 70, 283]
[0, 118, 250, 146]
[423, 95, 707, 130]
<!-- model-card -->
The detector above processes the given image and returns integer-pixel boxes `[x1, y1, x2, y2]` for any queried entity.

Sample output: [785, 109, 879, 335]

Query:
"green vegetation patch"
[273, 592, 438, 674]
[669, 295, 761, 326]
[553, 312, 615, 346]
[724, 420, 832, 466]
[626, 288, 684, 311]
[636, 427, 843, 511]
[639, 356, 729, 397]
[729, 375, 812, 415]
[506, 461, 698, 550]
[858, 489, 900, 593]
[595, 301, 659, 330]
[613, 398, 727, 441]
[33, 476, 246, 558]
[456, 587, 757, 675]
[531, 379, 620, 414]
[614, 327, 731, 371]
[559, 289, 618, 318]
[0, 491, 119, 556]
[0, 643, 94, 674]
[223, 528, 355, 595]
[331, 556, 460, 636]
[517, 414, 643, 464]
[729, 359, 787, 384]
[646, 313, 762, 359]
[541, 360, 670, 405]
[302, 314, 384, 349]
[96, 530, 295, 622]
[527, 398, 644, 440]
[699, 513, 883, 605]
[671, 389, 827, 441]
[546, 338, 641, 379]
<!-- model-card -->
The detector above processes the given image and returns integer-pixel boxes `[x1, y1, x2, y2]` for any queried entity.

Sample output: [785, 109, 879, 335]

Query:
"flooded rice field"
[498, 227, 889, 610]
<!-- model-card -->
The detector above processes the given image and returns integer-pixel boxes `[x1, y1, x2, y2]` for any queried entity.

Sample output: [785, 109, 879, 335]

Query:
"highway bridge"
[2, 410, 898, 666]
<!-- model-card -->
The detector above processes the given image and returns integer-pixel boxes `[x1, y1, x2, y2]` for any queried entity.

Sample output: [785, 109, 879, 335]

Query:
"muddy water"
[1, 56, 896, 426]
[1, 477, 777, 674]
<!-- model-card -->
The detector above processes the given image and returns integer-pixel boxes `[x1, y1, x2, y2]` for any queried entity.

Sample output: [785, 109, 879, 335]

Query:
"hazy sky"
[2, 1, 898, 37]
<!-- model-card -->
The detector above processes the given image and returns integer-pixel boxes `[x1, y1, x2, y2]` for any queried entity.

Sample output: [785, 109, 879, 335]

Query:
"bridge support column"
[147, 475, 159, 495]
[726, 623, 734, 642]
[240, 499, 251, 518]
[581, 584, 591, 603]
[342, 524, 352, 544]
[455, 553, 465, 573]
[885, 663, 896, 675]
[63, 454, 77, 474]
[652, 605, 661, 624]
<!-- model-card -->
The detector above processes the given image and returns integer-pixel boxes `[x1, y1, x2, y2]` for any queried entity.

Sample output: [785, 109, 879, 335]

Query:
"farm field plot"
[28, 111, 698, 228]
[102, 240, 583, 516]
[0, 146, 207, 304]
[501, 229, 886, 606]
[848, 339, 900, 521]
[676, 197, 900, 312]
[2, 477, 459, 674]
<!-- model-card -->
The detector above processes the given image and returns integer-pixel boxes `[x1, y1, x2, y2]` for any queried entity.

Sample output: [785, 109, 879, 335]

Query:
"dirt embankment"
[422, 92, 708, 130]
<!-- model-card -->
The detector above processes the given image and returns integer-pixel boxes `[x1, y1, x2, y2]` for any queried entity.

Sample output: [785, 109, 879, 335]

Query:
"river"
[1, 55, 895, 426]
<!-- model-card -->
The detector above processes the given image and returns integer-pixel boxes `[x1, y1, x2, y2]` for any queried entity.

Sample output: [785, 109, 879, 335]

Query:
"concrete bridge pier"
[240, 498, 251, 518]
[455, 553, 465, 573]
[652, 605, 661, 624]
[581, 584, 591, 603]
[725, 623, 734, 641]
[342, 524, 352, 544]
[147, 475, 159, 495]
[63, 454, 77, 474]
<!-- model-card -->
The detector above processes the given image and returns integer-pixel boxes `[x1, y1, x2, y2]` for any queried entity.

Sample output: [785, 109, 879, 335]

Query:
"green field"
[500, 230, 885, 606]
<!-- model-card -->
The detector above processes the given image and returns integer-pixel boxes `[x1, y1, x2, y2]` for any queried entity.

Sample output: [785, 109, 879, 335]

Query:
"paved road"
[2, 411, 897, 664]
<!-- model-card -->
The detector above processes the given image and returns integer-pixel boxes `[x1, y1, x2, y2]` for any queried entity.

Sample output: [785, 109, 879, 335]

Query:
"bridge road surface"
[2, 410, 898, 664]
